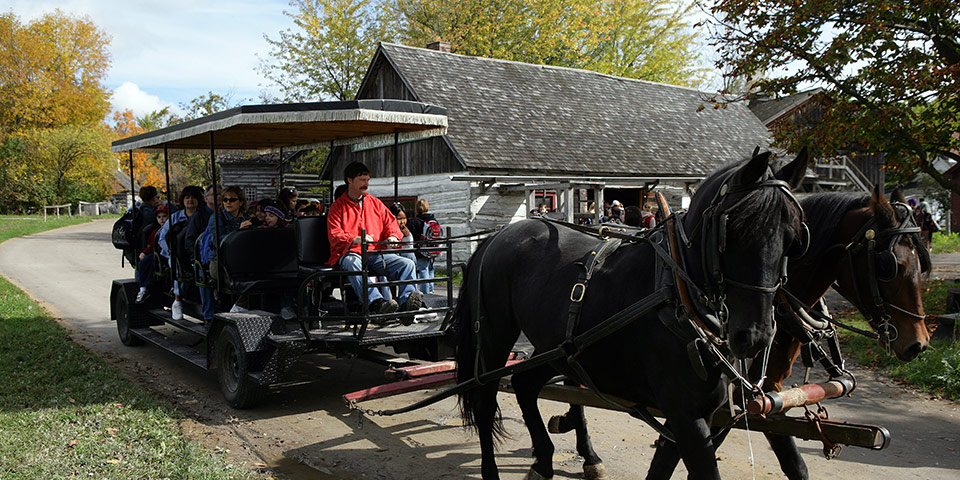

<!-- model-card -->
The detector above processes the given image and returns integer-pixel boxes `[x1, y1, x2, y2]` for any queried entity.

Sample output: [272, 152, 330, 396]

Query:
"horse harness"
[778, 201, 925, 371]
[361, 169, 806, 445]
[544, 169, 806, 442]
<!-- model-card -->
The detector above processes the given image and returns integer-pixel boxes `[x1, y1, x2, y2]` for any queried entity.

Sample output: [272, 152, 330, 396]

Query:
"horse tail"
[454, 236, 507, 440]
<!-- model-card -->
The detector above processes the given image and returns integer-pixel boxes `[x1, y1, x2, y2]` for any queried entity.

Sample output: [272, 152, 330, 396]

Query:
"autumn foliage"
[708, 0, 960, 192]
[0, 10, 115, 213]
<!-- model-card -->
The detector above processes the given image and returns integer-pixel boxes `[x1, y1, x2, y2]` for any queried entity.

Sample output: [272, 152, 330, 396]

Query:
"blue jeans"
[137, 254, 156, 288]
[340, 253, 417, 305]
[416, 256, 435, 294]
[199, 286, 215, 321]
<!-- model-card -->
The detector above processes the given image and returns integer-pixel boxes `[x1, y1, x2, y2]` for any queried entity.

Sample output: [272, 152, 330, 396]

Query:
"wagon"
[109, 100, 460, 408]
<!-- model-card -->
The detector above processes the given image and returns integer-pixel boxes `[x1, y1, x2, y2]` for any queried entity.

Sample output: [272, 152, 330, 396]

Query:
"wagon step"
[131, 327, 208, 369]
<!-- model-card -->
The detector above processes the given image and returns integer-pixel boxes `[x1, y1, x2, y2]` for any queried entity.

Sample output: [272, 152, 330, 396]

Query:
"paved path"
[1, 220, 959, 479]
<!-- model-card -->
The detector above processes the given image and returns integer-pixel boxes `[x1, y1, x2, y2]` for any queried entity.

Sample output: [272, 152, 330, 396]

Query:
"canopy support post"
[393, 132, 400, 204]
[164, 144, 172, 205]
[129, 150, 138, 259]
[210, 132, 220, 294]
[278, 146, 284, 195]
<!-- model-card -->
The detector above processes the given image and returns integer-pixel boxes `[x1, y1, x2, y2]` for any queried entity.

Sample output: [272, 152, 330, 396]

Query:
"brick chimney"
[426, 41, 451, 53]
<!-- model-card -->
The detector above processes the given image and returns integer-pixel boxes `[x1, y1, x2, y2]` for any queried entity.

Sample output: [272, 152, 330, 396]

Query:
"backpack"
[420, 219, 444, 258]
[111, 207, 140, 250]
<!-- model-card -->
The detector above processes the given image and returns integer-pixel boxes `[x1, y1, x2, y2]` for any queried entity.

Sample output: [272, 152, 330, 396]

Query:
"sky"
[2, 1, 724, 122]
[1, 0, 294, 119]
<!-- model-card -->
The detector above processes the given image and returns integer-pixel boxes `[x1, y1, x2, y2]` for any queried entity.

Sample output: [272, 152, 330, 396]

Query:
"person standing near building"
[410, 198, 438, 294]
[326, 162, 422, 314]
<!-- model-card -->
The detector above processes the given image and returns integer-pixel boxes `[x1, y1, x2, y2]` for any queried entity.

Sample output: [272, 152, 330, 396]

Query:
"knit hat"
[155, 205, 169, 215]
[263, 205, 286, 219]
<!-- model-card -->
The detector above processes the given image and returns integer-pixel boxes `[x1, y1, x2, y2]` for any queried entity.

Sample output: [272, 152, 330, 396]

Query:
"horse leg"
[544, 383, 605, 479]
[648, 423, 737, 479]
[472, 381, 505, 480]
[646, 417, 719, 480]
[513, 365, 558, 479]
[765, 433, 809, 480]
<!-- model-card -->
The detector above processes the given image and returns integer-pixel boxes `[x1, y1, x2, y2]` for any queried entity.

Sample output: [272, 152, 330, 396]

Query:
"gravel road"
[1, 219, 958, 479]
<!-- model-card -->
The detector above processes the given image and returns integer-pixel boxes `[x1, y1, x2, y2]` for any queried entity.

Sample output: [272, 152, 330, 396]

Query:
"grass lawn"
[0, 217, 260, 479]
[837, 278, 960, 402]
[0, 215, 100, 244]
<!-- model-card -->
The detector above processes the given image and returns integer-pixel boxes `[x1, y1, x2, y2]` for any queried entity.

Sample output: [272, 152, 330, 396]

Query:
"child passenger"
[136, 205, 169, 303]
[261, 205, 288, 228]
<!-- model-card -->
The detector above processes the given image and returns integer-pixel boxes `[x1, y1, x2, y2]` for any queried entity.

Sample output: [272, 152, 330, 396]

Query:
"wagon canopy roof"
[110, 100, 447, 153]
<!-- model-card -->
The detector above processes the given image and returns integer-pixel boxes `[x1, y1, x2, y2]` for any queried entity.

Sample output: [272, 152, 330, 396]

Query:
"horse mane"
[703, 161, 804, 247]
[797, 192, 932, 272]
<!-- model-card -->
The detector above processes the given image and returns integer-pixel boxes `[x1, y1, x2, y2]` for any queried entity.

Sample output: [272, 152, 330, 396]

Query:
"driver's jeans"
[339, 252, 417, 305]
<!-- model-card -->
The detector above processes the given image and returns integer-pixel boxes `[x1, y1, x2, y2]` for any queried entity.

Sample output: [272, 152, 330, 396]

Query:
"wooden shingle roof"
[376, 43, 772, 176]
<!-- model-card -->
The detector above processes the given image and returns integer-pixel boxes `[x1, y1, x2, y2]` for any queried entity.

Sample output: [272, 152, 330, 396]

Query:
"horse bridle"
[837, 201, 926, 350]
[674, 168, 808, 339]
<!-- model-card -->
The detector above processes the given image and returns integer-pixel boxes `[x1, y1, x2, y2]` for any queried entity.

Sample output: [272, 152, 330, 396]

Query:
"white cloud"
[110, 82, 180, 118]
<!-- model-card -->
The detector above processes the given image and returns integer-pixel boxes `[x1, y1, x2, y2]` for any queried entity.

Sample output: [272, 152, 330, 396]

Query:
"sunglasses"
[222, 197, 240, 203]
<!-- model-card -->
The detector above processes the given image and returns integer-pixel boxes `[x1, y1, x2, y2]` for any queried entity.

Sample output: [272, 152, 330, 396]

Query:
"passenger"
[299, 204, 321, 217]
[409, 199, 437, 294]
[624, 205, 642, 227]
[136, 205, 169, 303]
[326, 162, 422, 315]
[157, 185, 204, 320]
[198, 186, 249, 324]
[389, 202, 418, 270]
[261, 205, 288, 228]
[277, 187, 298, 221]
[295, 199, 309, 217]
[245, 204, 261, 227]
[255, 198, 273, 224]
[184, 186, 218, 266]
[641, 203, 658, 228]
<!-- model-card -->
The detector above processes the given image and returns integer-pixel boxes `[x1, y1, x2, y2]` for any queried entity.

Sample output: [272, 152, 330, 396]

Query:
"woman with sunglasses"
[198, 186, 251, 323]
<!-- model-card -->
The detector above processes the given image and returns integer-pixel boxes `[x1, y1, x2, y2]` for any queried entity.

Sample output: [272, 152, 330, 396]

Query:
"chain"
[802, 402, 842, 459]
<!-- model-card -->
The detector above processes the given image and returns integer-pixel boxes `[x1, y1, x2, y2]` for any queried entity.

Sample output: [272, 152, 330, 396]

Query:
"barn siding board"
[364, 172, 474, 262]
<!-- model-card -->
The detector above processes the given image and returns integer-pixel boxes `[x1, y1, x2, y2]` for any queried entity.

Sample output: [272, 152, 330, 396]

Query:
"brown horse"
[643, 185, 931, 479]
[742, 186, 929, 479]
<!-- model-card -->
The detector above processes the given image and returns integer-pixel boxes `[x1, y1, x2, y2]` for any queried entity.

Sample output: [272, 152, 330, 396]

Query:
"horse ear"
[774, 147, 809, 190]
[737, 150, 772, 186]
[752, 145, 761, 158]
[891, 185, 908, 204]
[872, 184, 896, 228]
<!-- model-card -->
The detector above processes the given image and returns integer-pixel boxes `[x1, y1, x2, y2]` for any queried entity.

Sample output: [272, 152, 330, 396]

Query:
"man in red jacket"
[327, 162, 422, 314]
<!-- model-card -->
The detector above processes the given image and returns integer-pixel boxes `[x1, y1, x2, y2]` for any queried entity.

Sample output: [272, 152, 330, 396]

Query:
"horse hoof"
[547, 415, 562, 434]
[524, 466, 552, 480]
[584, 463, 607, 480]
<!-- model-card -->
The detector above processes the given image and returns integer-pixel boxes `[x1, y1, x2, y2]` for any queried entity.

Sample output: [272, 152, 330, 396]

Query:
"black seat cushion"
[296, 215, 331, 268]
[220, 227, 298, 293]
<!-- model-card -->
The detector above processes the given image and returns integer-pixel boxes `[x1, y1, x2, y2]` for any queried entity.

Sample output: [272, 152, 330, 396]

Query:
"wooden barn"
[324, 43, 774, 261]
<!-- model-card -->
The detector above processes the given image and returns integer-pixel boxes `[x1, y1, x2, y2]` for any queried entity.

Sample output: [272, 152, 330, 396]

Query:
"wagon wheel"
[114, 288, 144, 346]
[215, 324, 264, 408]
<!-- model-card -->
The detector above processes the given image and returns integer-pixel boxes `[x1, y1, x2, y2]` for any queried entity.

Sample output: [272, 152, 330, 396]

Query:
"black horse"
[453, 150, 809, 479]
[645, 186, 932, 479]
[553, 186, 932, 479]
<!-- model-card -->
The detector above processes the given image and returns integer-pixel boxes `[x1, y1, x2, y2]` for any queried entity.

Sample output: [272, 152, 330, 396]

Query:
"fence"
[42, 204, 72, 221]
[78, 201, 112, 216]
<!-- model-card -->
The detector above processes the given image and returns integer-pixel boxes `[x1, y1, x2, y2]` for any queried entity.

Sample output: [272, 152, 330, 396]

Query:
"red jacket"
[326, 193, 402, 266]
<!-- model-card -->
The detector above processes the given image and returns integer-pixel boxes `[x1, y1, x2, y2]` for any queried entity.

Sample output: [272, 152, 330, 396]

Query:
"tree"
[260, 0, 389, 101]
[391, 0, 606, 68]
[0, 10, 111, 136]
[22, 125, 113, 204]
[707, 0, 960, 194]
[110, 110, 165, 189]
[259, 0, 706, 101]
[586, 0, 706, 86]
